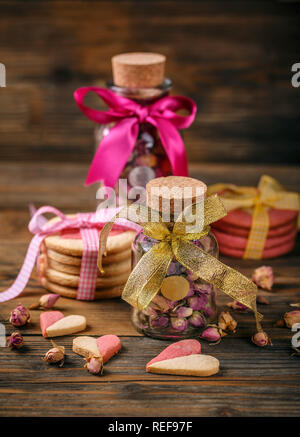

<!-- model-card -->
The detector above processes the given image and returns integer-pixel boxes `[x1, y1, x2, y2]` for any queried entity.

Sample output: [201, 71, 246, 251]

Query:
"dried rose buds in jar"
[7, 331, 24, 349]
[130, 177, 218, 340]
[9, 305, 31, 327]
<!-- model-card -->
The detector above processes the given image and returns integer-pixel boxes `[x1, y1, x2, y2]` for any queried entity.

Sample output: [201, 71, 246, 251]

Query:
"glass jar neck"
[107, 78, 172, 104]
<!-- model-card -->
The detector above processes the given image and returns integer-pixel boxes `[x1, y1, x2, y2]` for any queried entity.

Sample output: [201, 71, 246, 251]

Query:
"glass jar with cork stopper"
[131, 176, 219, 340]
[95, 52, 175, 195]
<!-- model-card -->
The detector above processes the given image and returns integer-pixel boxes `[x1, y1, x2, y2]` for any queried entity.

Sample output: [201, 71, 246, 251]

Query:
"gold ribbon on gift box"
[207, 175, 300, 260]
[98, 194, 263, 330]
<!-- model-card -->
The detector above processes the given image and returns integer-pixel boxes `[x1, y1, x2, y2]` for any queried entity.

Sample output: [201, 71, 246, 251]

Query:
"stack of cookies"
[38, 215, 136, 299]
[212, 208, 298, 259]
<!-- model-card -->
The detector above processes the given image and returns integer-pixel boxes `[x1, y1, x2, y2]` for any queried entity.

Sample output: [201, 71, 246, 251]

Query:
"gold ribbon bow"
[208, 175, 300, 260]
[98, 194, 262, 328]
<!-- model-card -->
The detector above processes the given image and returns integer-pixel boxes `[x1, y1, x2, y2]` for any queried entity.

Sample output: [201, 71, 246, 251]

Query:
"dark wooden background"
[0, 0, 300, 167]
[1, 1, 300, 417]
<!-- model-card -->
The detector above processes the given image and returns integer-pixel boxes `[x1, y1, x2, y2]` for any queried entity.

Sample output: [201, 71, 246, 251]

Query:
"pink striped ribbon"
[0, 206, 140, 302]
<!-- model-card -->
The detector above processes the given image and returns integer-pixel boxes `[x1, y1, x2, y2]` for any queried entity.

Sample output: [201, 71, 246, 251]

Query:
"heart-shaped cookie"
[147, 354, 219, 377]
[73, 335, 121, 363]
[41, 312, 86, 337]
[40, 311, 65, 337]
[146, 339, 201, 370]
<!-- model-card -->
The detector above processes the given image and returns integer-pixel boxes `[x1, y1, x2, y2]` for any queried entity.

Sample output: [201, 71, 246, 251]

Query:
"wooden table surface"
[0, 162, 300, 417]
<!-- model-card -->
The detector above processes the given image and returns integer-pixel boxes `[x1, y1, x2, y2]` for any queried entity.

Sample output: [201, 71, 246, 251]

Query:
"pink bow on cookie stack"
[0, 206, 140, 302]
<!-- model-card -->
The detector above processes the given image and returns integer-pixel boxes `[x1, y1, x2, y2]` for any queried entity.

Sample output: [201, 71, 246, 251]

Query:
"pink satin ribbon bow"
[0, 206, 139, 302]
[74, 86, 197, 187]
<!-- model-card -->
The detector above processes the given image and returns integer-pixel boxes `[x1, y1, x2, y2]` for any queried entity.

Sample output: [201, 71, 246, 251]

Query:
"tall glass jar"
[130, 176, 219, 340]
[95, 53, 174, 199]
[94, 79, 173, 196]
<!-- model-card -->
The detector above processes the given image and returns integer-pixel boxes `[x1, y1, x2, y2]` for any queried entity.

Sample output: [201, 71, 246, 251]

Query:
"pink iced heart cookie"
[147, 354, 220, 377]
[146, 339, 201, 370]
[40, 311, 64, 337]
[96, 335, 122, 363]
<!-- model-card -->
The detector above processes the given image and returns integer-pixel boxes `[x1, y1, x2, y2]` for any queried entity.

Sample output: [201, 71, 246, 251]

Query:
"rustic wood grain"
[0, 162, 300, 416]
[0, 1, 299, 165]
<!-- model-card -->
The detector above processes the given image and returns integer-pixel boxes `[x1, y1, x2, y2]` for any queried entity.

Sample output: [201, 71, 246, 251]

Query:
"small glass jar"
[130, 176, 219, 340]
[95, 78, 173, 197]
[131, 229, 218, 340]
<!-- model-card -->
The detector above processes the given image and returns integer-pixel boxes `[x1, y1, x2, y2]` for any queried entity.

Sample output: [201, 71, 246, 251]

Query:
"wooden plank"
[0, 162, 299, 212]
[0, 1, 299, 164]
[0, 161, 300, 416]
[0, 335, 300, 416]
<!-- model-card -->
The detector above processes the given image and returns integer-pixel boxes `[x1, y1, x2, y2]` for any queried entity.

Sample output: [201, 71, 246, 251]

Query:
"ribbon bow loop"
[74, 86, 197, 187]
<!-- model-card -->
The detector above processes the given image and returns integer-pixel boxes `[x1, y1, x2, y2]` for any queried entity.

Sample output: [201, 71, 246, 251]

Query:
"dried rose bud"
[188, 295, 208, 311]
[203, 306, 215, 318]
[30, 293, 60, 310]
[9, 305, 30, 327]
[7, 331, 24, 349]
[252, 266, 274, 291]
[43, 341, 65, 366]
[200, 235, 212, 252]
[150, 315, 169, 328]
[152, 295, 176, 312]
[176, 306, 193, 318]
[193, 283, 212, 294]
[142, 306, 158, 318]
[189, 311, 205, 328]
[186, 270, 199, 282]
[290, 303, 300, 309]
[218, 311, 237, 332]
[84, 356, 103, 375]
[227, 300, 248, 312]
[251, 331, 272, 347]
[171, 317, 188, 332]
[283, 310, 300, 328]
[200, 327, 221, 343]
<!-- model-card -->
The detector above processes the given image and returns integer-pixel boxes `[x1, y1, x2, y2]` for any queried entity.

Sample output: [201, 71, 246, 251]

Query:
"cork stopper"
[146, 176, 207, 215]
[112, 52, 166, 88]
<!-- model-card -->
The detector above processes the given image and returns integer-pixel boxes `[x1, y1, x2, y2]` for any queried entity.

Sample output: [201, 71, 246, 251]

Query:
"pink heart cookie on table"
[40, 311, 64, 337]
[40, 311, 86, 337]
[97, 335, 122, 363]
[146, 339, 201, 370]
[73, 335, 121, 363]
[212, 227, 297, 251]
